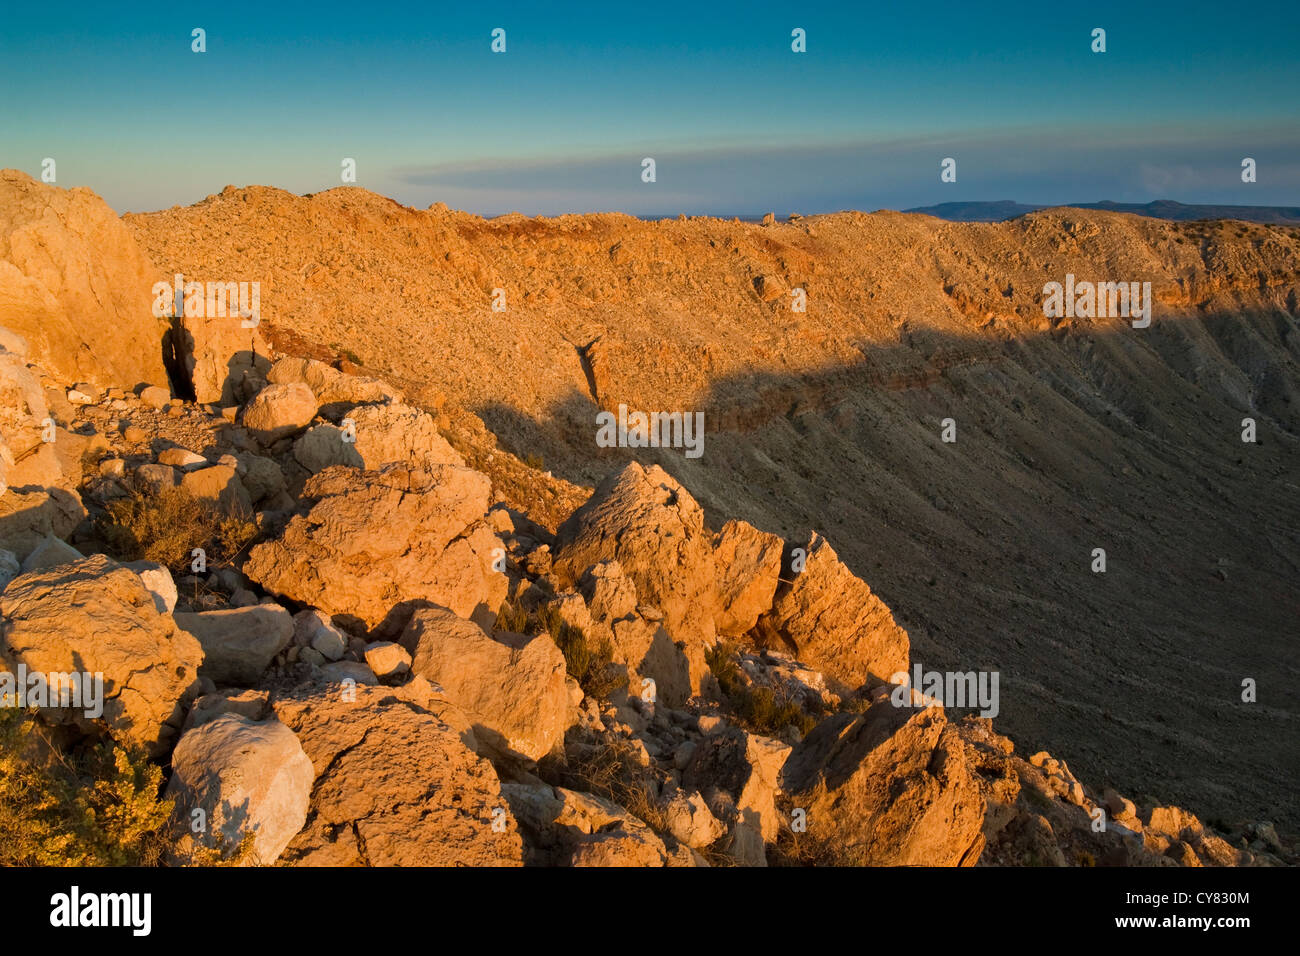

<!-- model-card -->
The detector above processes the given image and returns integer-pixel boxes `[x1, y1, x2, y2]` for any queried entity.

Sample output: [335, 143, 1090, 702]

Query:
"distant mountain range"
[902, 199, 1300, 225]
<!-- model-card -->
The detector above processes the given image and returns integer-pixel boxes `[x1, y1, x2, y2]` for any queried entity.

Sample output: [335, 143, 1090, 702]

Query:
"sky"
[2, 1, 1297, 216]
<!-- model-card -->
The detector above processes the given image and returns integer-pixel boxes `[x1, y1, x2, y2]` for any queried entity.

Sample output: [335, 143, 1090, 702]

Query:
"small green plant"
[523, 452, 545, 470]
[96, 481, 258, 573]
[0, 708, 174, 866]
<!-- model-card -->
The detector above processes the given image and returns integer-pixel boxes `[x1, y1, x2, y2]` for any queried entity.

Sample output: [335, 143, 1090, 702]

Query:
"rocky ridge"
[0, 170, 1294, 867]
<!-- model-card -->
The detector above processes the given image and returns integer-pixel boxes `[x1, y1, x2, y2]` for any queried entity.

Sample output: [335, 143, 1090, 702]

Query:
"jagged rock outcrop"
[244, 463, 506, 630]
[501, 782, 670, 866]
[682, 726, 791, 865]
[178, 311, 272, 407]
[779, 695, 986, 866]
[759, 533, 909, 690]
[0, 170, 169, 388]
[0, 554, 203, 756]
[555, 462, 718, 645]
[711, 519, 783, 637]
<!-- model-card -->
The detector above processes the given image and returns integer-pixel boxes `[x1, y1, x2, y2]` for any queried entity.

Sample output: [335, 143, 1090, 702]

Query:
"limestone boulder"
[242, 382, 317, 443]
[175, 605, 293, 685]
[166, 713, 314, 865]
[234, 454, 285, 506]
[179, 464, 252, 514]
[346, 403, 464, 470]
[712, 519, 783, 636]
[661, 788, 725, 849]
[271, 681, 523, 866]
[0, 554, 203, 756]
[266, 356, 400, 413]
[292, 424, 362, 474]
[174, 310, 272, 406]
[683, 727, 791, 864]
[244, 464, 506, 630]
[502, 782, 667, 866]
[579, 560, 639, 625]
[0, 486, 85, 558]
[0, 348, 56, 492]
[20, 535, 83, 572]
[0, 547, 19, 590]
[0, 170, 169, 388]
[401, 605, 573, 762]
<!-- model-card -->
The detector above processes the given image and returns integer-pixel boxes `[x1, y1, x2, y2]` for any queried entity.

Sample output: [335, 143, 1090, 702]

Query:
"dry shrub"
[496, 599, 627, 700]
[540, 737, 670, 834]
[96, 481, 257, 573]
[705, 642, 818, 738]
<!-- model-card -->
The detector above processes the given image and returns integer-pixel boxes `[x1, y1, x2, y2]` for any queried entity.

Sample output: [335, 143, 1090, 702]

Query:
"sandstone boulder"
[608, 612, 692, 709]
[661, 788, 725, 848]
[363, 641, 411, 681]
[166, 713, 314, 865]
[579, 560, 639, 625]
[0, 554, 203, 755]
[157, 447, 207, 470]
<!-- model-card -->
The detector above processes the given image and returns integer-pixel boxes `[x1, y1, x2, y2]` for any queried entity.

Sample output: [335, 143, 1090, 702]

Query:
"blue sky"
[2, 1, 1297, 215]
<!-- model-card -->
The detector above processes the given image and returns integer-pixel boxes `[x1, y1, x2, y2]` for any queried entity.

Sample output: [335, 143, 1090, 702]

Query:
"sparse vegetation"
[540, 737, 671, 834]
[496, 599, 627, 699]
[705, 642, 819, 737]
[0, 707, 173, 866]
[769, 796, 868, 867]
[96, 481, 258, 573]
